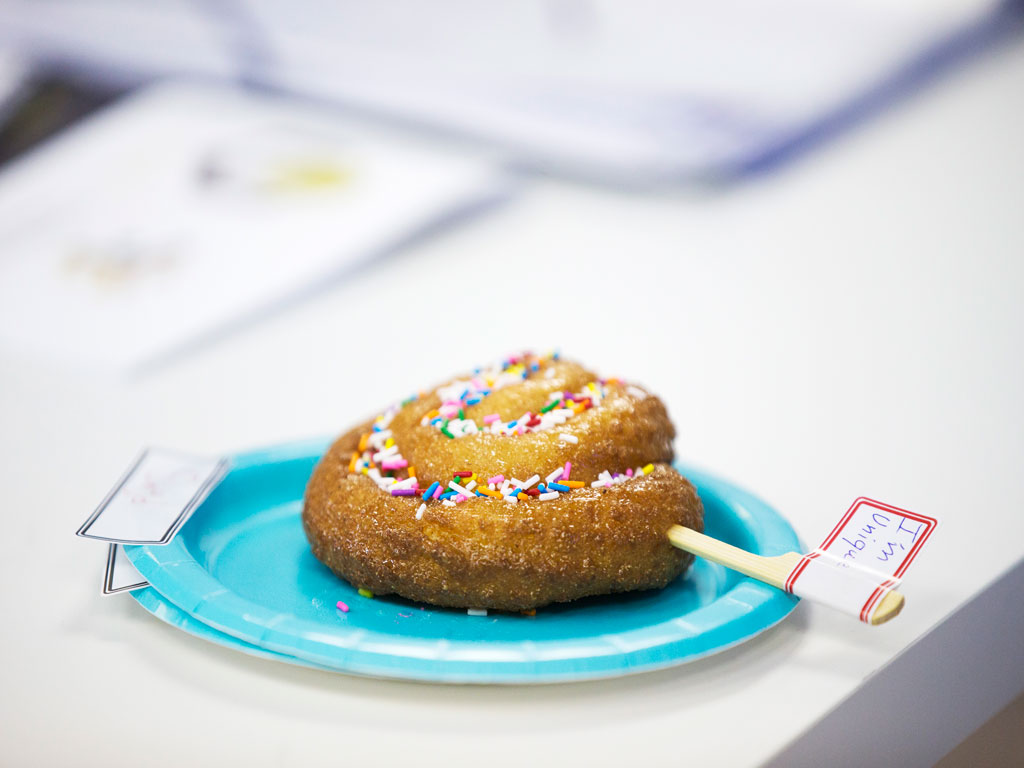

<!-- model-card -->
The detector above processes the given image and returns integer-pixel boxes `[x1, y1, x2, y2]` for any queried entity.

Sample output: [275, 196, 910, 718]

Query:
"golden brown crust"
[387, 360, 675, 486]
[301, 359, 704, 611]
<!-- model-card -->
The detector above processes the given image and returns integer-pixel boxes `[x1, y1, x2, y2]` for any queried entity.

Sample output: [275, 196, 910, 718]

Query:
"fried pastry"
[302, 353, 703, 611]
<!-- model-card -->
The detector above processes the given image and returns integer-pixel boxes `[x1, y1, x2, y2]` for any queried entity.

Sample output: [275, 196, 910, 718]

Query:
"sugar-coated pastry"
[303, 353, 704, 611]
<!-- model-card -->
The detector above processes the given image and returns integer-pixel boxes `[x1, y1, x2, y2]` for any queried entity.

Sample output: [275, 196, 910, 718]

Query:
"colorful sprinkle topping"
[422, 360, 612, 441]
[346, 352, 655, 518]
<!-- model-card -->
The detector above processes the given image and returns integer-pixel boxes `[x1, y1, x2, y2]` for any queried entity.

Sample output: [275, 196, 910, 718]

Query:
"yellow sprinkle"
[385, 437, 394, 448]
[478, 488, 501, 498]
[358, 433, 370, 452]
[425, 409, 440, 420]
[564, 481, 584, 488]
[408, 465, 416, 478]
[361, 468, 369, 475]
[358, 588, 374, 598]
[643, 463, 654, 475]
[348, 452, 359, 472]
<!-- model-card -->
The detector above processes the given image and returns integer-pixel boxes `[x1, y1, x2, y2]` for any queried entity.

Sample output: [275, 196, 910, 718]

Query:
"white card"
[786, 497, 938, 622]
[0, 82, 510, 371]
[77, 448, 228, 545]
[103, 544, 148, 595]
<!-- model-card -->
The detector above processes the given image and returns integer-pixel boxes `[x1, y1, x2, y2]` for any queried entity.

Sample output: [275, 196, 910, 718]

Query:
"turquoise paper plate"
[124, 439, 801, 683]
[132, 585, 327, 671]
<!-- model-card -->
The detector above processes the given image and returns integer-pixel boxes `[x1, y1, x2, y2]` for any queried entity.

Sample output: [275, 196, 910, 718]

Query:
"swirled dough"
[302, 359, 704, 610]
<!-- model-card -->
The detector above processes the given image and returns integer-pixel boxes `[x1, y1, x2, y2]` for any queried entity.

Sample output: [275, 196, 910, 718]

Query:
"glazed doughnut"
[302, 353, 704, 611]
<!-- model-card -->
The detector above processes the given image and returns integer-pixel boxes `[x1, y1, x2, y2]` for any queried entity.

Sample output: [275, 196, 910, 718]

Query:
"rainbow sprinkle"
[345, 352, 656, 519]
[419, 352, 612, 440]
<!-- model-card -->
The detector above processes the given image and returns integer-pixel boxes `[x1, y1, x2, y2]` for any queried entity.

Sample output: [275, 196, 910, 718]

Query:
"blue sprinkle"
[508, 420, 517, 428]
[422, 481, 440, 500]
[466, 397, 482, 405]
[549, 482, 570, 492]
[372, 424, 382, 432]
[538, 483, 547, 493]
[439, 491, 457, 501]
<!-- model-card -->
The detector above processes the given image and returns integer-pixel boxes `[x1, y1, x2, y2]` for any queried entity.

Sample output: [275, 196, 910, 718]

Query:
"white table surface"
[2, 38, 1023, 768]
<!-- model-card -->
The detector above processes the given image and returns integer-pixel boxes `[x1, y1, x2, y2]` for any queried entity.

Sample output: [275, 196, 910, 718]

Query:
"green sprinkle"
[458, 408, 465, 420]
[358, 588, 374, 598]
[540, 401, 559, 413]
[441, 427, 454, 439]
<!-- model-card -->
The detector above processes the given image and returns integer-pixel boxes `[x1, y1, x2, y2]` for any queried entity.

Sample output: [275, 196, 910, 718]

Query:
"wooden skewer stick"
[667, 525, 905, 626]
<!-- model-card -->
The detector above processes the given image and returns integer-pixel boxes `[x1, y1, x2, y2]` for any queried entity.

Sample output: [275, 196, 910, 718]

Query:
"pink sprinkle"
[336, 600, 350, 613]
[562, 461, 572, 481]
[626, 468, 634, 477]
[454, 494, 466, 503]
[432, 484, 443, 500]
[443, 399, 462, 407]
[382, 459, 408, 470]
[488, 474, 504, 485]
[483, 414, 500, 424]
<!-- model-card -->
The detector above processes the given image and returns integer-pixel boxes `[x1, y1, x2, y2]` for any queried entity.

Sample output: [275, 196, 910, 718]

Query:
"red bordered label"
[785, 497, 938, 622]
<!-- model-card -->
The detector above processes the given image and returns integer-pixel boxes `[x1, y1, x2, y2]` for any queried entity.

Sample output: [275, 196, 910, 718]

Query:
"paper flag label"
[785, 497, 937, 622]
[103, 544, 149, 594]
[77, 448, 228, 544]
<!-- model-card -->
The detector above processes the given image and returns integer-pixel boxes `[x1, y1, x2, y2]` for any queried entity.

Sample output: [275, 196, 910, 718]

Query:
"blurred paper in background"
[0, 83, 509, 371]
[0, 0, 1020, 182]
[0, 0, 1020, 373]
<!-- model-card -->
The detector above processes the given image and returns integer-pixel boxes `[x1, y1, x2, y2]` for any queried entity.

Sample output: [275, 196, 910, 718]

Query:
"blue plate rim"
[124, 440, 801, 683]
[131, 585, 330, 672]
